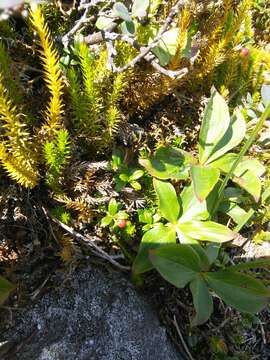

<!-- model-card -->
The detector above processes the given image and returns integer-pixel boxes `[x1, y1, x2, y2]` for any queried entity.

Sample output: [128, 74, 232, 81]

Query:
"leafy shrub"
[133, 88, 270, 325]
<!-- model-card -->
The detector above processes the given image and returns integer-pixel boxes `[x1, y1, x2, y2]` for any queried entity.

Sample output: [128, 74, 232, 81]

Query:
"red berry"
[117, 219, 127, 229]
[240, 47, 250, 57]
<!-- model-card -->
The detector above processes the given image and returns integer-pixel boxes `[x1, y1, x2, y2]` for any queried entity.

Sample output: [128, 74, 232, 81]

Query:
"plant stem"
[213, 100, 270, 215]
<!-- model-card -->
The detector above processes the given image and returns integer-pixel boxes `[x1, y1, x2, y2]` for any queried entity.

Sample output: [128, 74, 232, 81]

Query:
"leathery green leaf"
[149, 244, 201, 288]
[178, 221, 236, 243]
[139, 146, 192, 180]
[190, 276, 213, 326]
[132, 224, 176, 275]
[191, 244, 210, 271]
[153, 178, 180, 224]
[219, 202, 248, 225]
[113, 2, 131, 22]
[211, 154, 264, 201]
[108, 198, 118, 216]
[233, 170, 261, 202]
[205, 270, 270, 314]
[199, 88, 230, 164]
[205, 243, 220, 265]
[180, 185, 210, 223]
[234, 158, 265, 177]
[191, 165, 220, 201]
[211, 154, 265, 178]
[206, 110, 246, 165]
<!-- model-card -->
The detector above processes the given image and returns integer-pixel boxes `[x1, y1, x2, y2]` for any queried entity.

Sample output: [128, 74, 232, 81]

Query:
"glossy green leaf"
[95, 16, 115, 30]
[113, 2, 131, 21]
[108, 199, 118, 216]
[210, 153, 238, 173]
[199, 88, 230, 164]
[206, 110, 246, 164]
[205, 243, 220, 265]
[234, 208, 255, 232]
[153, 179, 180, 224]
[190, 276, 213, 326]
[233, 158, 265, 201]
[149, 244, 202, 288]
[131, 181, 142, 190]
[211, 154, 265, 177]
[211, 154, 264, 201]
[234, 158, 265, 178]
[191, 244, 210, 271]
[178, 234, 200, 245]
[0, 276, 14, 305]
[101, 215, 113, 227]
[133, 224, 176, 274]
[120, 20, 135, 36]
[119, 173, 129, 182]
[130, 169, 144, 180]
[178, 221, 236, 243]
[233, 170, 261, 202]
[191, 165, 220, 201]
[132, 0, 149, 17]
[205, 270, 270, 313]
[219, 202, 248, 225]
[139, 146, 192, 180]
[180, 185, 209, 223]
[152, 28, 179, 66]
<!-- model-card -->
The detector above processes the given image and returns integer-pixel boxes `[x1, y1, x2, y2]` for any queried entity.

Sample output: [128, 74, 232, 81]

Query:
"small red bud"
[117, 219, 127, 229]
[240, 47, 250, 57]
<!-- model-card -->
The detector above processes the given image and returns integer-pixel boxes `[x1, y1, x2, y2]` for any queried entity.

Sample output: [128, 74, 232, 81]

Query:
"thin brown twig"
[62, 0, 116, 46]
[81, 0, 189, 78]
[30, 275, 51, 300]
[173, 315, 195, 360]
[106, 0, 188, 73]
[42, 206, 59, 243]
[49, 212, 130, 271]
[175, 298, 191, 312]
[259, 320, 267, 345]
[102, 31, 188, 78]
[61, 0, 189, 78]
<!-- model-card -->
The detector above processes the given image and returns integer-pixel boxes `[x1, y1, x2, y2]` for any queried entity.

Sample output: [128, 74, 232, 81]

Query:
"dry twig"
[62, 0, 111, 46]
[173, 315, 195, 360]
[62, 0, 189, 78]
[49, 212, 130, 271]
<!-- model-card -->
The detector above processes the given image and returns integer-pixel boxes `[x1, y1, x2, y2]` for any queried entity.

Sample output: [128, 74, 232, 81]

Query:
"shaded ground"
[0, 8, 270, 356]
[0, 139, 269, 360]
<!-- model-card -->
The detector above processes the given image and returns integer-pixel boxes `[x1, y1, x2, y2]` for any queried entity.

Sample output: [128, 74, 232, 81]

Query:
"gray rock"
[1, 266, 183, 360]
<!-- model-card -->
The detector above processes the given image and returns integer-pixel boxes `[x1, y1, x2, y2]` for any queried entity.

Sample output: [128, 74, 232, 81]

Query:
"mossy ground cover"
[0, 1, 270, 359]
